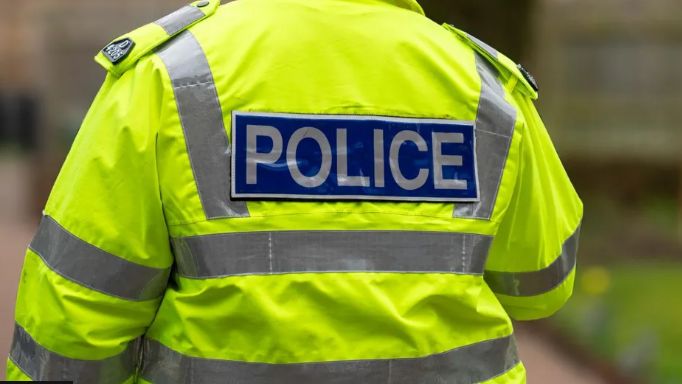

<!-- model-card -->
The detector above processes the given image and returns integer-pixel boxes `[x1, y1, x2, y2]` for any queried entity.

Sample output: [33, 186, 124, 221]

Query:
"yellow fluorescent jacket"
[7, 0, 583, 383]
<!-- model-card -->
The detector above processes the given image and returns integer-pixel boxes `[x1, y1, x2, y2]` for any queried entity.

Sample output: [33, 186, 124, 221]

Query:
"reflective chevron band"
[140, 336, 520, 383]
[171, 230, 494, 278]
[485, 225, 581, 296]
[29, 215, 171, 301]
[9, 324, 137, 383]
[157, 31, 249, 219]
[454, 53, 516, 220]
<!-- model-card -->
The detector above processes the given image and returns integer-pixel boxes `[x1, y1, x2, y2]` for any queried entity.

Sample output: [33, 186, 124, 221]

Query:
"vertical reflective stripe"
[157, 31, 249, 219]
[171, 231, 493, 278]
[29, 215, 170, 301]
[154, 5, 205, 36]
[485, 225, 581, 296]
[9, 324, 137, 384]
[140, 335, 519, 384]
[454, 54, 516, 220]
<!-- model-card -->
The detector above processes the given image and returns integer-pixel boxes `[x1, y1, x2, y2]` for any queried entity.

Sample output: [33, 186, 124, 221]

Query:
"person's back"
[7, 1, 582, 383]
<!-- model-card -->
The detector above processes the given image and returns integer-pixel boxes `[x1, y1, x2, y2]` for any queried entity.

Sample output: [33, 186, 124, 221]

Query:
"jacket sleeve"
[484, 93, 583, 321]
[6, 57, 173, 382]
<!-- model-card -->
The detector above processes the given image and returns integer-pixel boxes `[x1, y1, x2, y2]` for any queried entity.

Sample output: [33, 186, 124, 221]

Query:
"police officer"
[7, 0, 582, 382]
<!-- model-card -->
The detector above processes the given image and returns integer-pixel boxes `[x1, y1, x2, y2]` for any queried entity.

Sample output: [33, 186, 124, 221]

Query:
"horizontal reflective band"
[485, 225, 581, 296]
[141, 336, 519, 384]
[30, 216, 170, 301]
[172, 231, 493, 278]
[154, 5, 205, 36]
[9, 323, 137, 384]
[157, 31, 249, 219]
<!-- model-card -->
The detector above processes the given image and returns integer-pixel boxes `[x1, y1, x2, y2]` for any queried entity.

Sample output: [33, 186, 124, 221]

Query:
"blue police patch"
[231, 112, 479, 202]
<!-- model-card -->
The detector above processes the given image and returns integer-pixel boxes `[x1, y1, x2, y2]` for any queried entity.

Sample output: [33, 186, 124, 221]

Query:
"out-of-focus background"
[1, 0, 680, 382]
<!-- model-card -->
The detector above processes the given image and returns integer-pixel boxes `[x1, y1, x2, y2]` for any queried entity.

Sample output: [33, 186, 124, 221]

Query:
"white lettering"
[336, 129, 370, 187]
[432, 132, 467, 190]
[246, 125, 283, 184]
[389, 130, 429, 191]
[287, 127, 332, 188]
[373, 129, 385, 188]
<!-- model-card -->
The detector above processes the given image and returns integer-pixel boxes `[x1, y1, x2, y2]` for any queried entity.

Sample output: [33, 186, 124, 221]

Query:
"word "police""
[231, 112, 479, 202]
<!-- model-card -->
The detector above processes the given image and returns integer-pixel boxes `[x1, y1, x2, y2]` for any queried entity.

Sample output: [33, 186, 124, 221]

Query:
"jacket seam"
[166, 210, 501, 227]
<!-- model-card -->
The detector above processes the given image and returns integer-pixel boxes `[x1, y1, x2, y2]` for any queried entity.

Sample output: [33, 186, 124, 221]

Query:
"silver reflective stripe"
[485, 225, 581, 296]
[29, 216, 170, 301]
[467, 33, 499, 59]
[157, 31, 249, 219]
[454, 54, 516, 220]
[171, 231, 493, 278]
[9, 323, 137, 384]
[154, 5, 205, 36]
[140, 336, 519, 384]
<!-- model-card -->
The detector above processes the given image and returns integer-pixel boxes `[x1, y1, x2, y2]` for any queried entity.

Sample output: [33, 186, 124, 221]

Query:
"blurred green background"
[1, 0, 680, 382]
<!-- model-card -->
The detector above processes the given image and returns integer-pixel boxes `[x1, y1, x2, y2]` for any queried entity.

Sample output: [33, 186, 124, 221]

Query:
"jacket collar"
[377, 0, 424, 15]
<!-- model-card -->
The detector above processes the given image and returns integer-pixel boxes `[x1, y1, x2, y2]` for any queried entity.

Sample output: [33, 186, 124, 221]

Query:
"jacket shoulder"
[94, 0, 221, 77]
[443, 24, 539, 100]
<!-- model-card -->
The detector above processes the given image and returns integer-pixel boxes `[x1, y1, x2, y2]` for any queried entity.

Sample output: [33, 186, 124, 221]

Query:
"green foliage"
[553, 263, 682, 383]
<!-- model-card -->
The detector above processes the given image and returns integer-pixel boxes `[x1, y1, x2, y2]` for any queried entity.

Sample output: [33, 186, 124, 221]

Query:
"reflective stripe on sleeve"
[171, 231, 493, 278]
[157, 31, 249, 219]
[140, 335, 519, 384]
[484, 225, 581, 296]
[154, 5, 205, 36]
[454, 54, 516, 220]
[29, 215, 170, 301]
[9, 323, 137, 384]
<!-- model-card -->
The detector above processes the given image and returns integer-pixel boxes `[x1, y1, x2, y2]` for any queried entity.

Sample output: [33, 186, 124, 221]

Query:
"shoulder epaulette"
[443, 24, 539, 100]
[94, 0, 221, 77]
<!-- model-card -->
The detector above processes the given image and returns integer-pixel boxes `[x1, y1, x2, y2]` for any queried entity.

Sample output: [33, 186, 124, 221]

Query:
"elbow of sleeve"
[485, 223, 581, 320]
[6, 358, 31, 381]
[8, 221, 168, 381]
[494, 267, 576, 321]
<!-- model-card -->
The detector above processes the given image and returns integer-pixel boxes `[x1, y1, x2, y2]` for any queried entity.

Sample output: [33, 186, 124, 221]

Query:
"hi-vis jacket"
[7, 0, 583, 383]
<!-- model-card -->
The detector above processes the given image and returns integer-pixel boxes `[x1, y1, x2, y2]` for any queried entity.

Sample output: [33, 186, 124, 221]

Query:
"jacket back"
[7, 0, 583, 383]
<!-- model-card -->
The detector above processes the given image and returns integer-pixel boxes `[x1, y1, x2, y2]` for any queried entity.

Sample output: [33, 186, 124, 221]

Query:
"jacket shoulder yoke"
[94, 0, 220, 77]
[443, 24, 539, 100]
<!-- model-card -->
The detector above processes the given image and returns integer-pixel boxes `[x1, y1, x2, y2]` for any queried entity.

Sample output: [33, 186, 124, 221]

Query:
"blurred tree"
[0, 93, 38, 151]
[420, 0, 537, 63]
